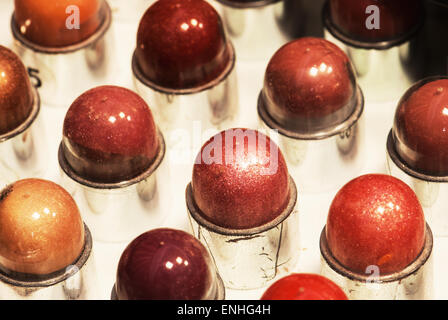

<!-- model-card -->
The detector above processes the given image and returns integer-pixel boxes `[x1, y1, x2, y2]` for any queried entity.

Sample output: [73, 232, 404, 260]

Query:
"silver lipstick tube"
[58, 131, 166, 243]
[185, 176, 299, 290]
[10, 2, 114, 108]
[258, 87, 365, 193]
[320, 224, 434, 300]
[216, 0, 288, 62]
[0, 86, 47, 186]
[132, 44, 238, 137]
[0, 224, 99, 300]
[322, 1, 421, 103]
[386, 131, 448, 237]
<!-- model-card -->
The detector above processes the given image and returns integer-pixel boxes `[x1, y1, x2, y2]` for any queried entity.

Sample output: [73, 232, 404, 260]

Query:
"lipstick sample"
[62, 85, 160, 183]
[387, 77, 448, 237]
[326, 174, 425, 275]
[392, 79, 448, 176]
[187, 128, 298, 289]
[132, 0, 237, 134]
[0, 45, 47, 185]
[13, 0, 106, 47]
[261, 37, 357, 133]
[0, 45, 33, 135]
[59, 85, 165, 243]
[258, 37, 364, 192]
[135, 0, 231, 90]
[329, 0, 422, 42]
[0, 179, 85, 276]
[115, 228, 221, 300]
[323, 0, 423, 104]
[261, 273, 348, 300]
[192, 128, 290, 229]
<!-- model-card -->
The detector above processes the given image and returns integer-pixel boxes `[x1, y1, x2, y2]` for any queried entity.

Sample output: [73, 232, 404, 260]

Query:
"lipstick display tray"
[1, 0, 448, 300]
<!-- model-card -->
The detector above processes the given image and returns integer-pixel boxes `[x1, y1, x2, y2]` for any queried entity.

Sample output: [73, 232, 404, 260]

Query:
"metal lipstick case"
[0, 224, 98, 300]
[0, 86, 47, 186]
[320, 224, 433, 300]
[11, 2, 115, 108]
[186, 176, 299, 290]
[58, 130, 166, 243]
